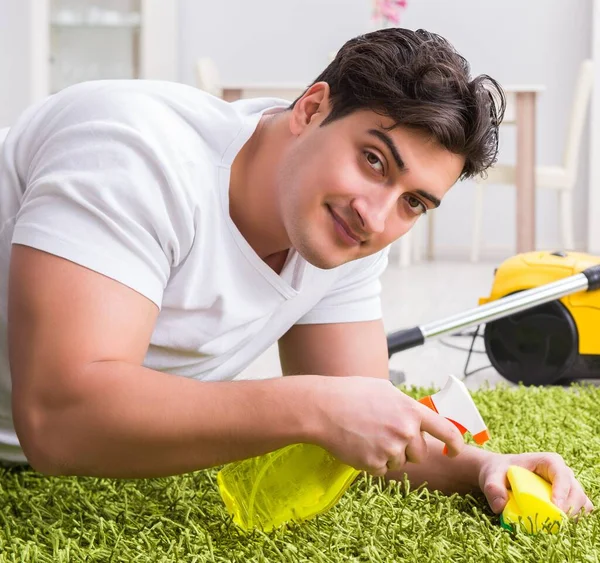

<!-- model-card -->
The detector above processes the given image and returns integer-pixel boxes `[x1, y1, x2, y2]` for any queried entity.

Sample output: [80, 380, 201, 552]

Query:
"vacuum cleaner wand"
[387, 264, 600, 357]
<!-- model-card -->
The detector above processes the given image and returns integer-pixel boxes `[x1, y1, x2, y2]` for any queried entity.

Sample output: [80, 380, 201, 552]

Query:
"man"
[0, 28, 593, 519]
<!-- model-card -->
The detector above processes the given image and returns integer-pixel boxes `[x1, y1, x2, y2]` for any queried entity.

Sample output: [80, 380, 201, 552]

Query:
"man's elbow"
[12, 403, 74, 476]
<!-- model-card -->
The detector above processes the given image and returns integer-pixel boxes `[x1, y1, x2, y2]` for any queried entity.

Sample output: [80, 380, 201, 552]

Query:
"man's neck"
[229, 109, 292, 261]
[262, 249, 290, 275]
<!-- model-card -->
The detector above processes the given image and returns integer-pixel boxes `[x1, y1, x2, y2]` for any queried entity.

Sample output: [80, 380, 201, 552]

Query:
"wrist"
[283, 374, 328, 446]
[471, 447, 503, 489]
[436, 439, 501, 493]
[444, 443, 502, 494]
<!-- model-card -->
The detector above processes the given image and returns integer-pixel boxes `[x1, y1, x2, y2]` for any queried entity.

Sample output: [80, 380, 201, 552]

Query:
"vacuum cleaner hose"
[583, 264, 600, 291]
[386, 327, 425, 357]
[387, 264, 600, 358]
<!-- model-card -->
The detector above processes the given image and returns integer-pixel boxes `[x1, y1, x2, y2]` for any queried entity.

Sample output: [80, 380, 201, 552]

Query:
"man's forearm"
[26, 362, 320, 478]
[386, 434, 496, 495]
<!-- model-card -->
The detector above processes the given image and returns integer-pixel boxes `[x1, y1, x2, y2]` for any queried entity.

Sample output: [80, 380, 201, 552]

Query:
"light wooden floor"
[238, 259, 511, 390]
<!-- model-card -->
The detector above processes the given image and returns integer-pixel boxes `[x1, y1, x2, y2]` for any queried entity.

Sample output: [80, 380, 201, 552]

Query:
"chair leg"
[559, 190, 575, 250]
[426, 212, 435, 260]
[398, 231, 412, 267]
[413, 219, 422, 263]
[471, 183, 484, 262]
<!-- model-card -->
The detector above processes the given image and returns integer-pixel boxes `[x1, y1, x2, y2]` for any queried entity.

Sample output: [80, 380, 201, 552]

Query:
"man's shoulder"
[39, 81, 292, 164]
[8, 81, 245, 175]
[44, 80, 239, 138]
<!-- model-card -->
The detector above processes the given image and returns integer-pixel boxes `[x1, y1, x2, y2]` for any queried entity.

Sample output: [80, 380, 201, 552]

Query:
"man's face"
[276, 91, 466, 269]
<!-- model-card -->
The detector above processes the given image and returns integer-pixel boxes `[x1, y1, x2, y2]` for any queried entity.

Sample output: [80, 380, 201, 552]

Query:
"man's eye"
[405, 195, 427, 216]
[365, 151, 384, 174]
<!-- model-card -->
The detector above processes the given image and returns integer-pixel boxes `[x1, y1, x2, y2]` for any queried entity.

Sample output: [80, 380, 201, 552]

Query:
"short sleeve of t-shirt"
[295, 247, 390, 325]
[11, 88, 196, 309]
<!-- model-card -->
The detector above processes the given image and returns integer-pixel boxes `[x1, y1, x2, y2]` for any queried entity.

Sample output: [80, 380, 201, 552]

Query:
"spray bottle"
[217, 374, 490, 531]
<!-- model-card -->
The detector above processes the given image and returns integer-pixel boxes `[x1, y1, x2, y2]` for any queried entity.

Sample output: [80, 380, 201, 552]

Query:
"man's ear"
[289, 82, 331, 136]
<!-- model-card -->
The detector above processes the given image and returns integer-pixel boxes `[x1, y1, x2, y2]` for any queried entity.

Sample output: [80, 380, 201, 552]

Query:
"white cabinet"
[33, 0, 178, 98]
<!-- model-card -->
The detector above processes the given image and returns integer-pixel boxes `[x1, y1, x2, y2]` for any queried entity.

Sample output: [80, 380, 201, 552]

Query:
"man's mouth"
[327, 205, 364, 246]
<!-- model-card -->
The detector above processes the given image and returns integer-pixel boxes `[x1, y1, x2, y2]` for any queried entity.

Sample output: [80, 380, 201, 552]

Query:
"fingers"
[535, 453, 595, 517]
[564, 481, 595, 518]
[483, 481, 509, 514]
[405, 431, 428, 464]
[370, 464, 388, 478]
[549, 465, 573, 513]
[418, 404, 465, 458]
[556, 473, 594, 517]
[367, 432, 428, 476]
[385, 449, 406, 472]
[480, 466, 510, 514]
[384, 425, 429, 473]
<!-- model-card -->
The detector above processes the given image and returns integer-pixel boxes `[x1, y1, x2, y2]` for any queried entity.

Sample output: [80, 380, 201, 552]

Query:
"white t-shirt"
[0, 79, 389, 463]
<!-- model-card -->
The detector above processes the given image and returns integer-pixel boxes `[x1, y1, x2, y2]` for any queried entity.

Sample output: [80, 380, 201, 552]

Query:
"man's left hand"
[478, 451, 594, 517]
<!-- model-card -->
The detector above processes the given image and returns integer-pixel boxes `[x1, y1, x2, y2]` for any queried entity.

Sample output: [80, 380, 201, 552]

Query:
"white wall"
[0, 1, 33, 127]
[178, 0, 371, 86]
[1, 0, 593, 257]
[179, 0, 593, 258]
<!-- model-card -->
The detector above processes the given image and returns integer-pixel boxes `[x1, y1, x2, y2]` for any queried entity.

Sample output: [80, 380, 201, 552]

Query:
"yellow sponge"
[500, 465, 566, 534]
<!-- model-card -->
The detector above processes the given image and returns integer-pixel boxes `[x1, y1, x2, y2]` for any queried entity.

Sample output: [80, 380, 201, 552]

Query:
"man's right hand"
[310, 375, 465, 476]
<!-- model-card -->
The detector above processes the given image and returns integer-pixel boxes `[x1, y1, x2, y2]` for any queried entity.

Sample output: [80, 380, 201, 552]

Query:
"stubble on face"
[275, 105, 466, 270]
[275, 129, 366, 270]
[275, 112, 395, 269]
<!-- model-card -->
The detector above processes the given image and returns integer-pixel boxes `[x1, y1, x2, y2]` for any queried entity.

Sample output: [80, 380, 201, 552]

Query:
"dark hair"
[293, 28, 506, 180]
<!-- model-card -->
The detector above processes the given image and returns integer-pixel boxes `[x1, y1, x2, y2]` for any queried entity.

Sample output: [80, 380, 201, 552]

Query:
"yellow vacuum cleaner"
[387, 251, 600, 386]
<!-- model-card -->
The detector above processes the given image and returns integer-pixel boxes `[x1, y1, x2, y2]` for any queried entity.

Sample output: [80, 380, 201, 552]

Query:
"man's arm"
[278, 320, 390, 379]
[278, 320, 486, 492]
[8, 245, 321, 478]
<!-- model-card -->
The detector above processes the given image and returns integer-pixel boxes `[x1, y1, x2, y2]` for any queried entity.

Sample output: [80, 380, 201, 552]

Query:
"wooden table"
[222, 82, 545, 254]
[222, 82, 308, 103]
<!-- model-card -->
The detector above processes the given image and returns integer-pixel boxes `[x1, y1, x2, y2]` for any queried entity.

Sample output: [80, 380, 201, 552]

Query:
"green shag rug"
[1, 383, 599, 563]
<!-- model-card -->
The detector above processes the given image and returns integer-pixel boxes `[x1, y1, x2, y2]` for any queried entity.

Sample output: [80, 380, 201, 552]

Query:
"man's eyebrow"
[415, 189, 441, 208]
[367, 128, 441, 209]
[367, 129, 406, 171]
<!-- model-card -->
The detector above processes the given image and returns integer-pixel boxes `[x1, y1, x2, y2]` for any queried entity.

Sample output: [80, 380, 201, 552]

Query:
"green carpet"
[1, 383, 599, 562]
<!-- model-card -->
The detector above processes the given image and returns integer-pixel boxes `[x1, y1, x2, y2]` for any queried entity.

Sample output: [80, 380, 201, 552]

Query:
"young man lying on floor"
[0, 27, 593, 519]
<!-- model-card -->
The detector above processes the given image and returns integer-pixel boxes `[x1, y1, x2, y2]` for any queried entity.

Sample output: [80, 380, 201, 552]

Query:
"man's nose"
[351, 191, 398, 234]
